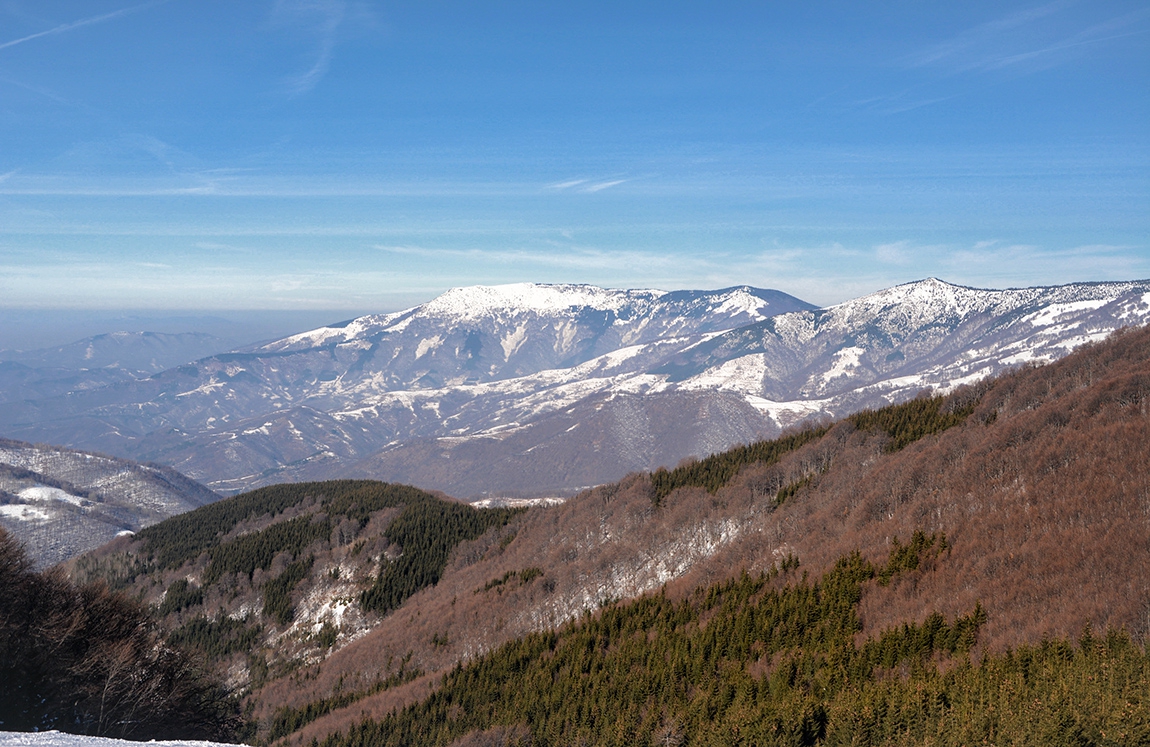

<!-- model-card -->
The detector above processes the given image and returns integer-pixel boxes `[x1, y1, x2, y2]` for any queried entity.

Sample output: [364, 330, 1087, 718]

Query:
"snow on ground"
[678, 353, 767, 394]
[712, 287, 774, 318]
[18, 486, 86, 506]
[820, 346, 866, 384]
[0, 504, 52, 521]
[422, 283, 666, 319]
[740, 395, 831, 427]
[0, 731, 243, 747]
[470, 496, 567, 509]
[1022, 299, 1109, 327]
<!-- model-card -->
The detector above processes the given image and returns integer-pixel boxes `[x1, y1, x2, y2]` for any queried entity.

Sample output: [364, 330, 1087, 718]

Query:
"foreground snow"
[0, 732, 243, 747]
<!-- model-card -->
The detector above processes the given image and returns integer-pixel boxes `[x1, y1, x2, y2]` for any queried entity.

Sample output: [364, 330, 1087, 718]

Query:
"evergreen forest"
[313, 536, 1146, 747]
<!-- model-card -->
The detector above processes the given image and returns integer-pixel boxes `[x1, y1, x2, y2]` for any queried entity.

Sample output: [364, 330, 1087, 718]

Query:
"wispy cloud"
[0, 0, 168, 52]
[547, 179, 588, 190]
[947, 241, 1145, 269]
[374, 243, 682, 273]
[905, 2, 1150, 75]
[936, 241, 1150, 289]
[582, 179, 628, 193]
[194, 241, 253, 254]
[874, 241, 913, 265]
[906, 1, 1070, 69]
[547, 177, 631, 193]
[276, 0, 349, 95]
[0, 74, 71, 104]
[849, 89, 958, 115]
[881, 95, 957, 114]
[973, 13, 1150, 72]
[872, 240, 955, 266]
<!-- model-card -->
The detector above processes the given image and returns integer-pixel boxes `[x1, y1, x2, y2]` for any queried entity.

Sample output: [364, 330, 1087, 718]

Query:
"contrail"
[0, 0, 169, 52]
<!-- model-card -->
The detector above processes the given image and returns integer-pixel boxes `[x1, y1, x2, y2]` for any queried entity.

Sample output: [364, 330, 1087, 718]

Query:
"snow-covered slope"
[659, 278, 1150, 404]
[0, 439, 220, 567]
[0, 732, 241, 747]
[250, 283, 812, 390]
[0, 279, 1147, 498]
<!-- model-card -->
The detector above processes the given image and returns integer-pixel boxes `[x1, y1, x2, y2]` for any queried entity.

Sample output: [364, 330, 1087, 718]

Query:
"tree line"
[649, 392, 979, 505]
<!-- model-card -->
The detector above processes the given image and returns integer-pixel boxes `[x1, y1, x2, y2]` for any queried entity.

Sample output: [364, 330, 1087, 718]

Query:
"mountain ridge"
[0, 278, 1147, 497]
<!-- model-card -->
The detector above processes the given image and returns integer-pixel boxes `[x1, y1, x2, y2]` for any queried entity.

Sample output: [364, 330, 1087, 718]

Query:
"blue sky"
[0, 1, 1147, 312]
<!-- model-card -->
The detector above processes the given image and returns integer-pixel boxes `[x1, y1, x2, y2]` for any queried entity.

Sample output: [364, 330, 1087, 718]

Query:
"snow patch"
[18, 486, 86, 506]
[500, 324, 529, 360]
[998, 349, 1049, 366]
[0, 731, 243, 747]
[712, 288, 771, 319]
[415, 335, 443, 359]
[741, 395, 830, 426]
[822, 347, 866, 383]
[471, 496, 567, 509]
[1051, 331, 1112, 350]
[175, 380, 224, 398]
[679, 354, 767, 395]
[0, 504, 52, 522]
[1023, 299, 1109, 327]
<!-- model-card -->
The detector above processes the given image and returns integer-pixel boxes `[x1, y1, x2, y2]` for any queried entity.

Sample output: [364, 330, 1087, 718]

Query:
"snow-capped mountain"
[0, 279, 1147, 498]
[251, 283, 813, 388]
[0, 438, 220, 567]
[657, 277, 1150, 404]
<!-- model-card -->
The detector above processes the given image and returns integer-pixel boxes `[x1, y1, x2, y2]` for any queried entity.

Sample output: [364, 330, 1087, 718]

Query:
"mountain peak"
[827, 277, 989, 319]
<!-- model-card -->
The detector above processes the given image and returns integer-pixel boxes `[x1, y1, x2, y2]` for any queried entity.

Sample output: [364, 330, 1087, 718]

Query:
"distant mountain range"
[1, 278, 1148, 497]
[0, 331, 232, 405]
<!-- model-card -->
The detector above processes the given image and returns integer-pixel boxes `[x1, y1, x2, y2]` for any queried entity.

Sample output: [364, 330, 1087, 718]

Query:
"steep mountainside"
[2, 279, 1147, 498]
[250, 277, 1150, 496]
[71, 325, 1150, 745]
[0, 439, 220, 567]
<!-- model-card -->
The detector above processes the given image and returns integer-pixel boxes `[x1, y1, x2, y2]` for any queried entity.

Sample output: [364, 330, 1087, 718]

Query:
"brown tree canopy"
[0, 527, 241, 741]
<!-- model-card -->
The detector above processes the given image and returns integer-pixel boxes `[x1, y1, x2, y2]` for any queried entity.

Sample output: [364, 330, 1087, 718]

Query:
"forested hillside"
[69, 481, 521, 711]
[315, 542, 1146, 746]
[68, 325, 1150, 746]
